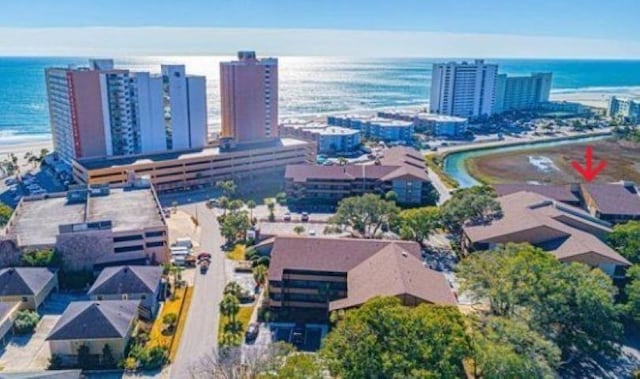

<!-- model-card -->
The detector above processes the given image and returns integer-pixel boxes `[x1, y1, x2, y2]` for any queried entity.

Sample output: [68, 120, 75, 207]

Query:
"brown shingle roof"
[582, 183, 640, 216]
[464, 191, 630, 266]
[493, 183, 581, 204]
[269, 236, 455, 309]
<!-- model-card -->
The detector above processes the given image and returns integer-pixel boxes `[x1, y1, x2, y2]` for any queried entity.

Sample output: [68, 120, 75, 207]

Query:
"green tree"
[608, 220, 640, 264]
[440, 186, 502, 235]
[472, 316, 561, 378]
[275, 192, 287, 205]
[624, 265, 640, 324]
[273, 354, 324, 379]
[224, 281, 244, 298]
[396, 206, 440, 245]
[457, 243, 623, 358]
[320, 297, 470, 379]
[253, 265, 268, 287]
[247, 200, 257, 220]
[329, 194, 399, 237]
[13, 309, 40, 334]
[293, 225, 305, 235]
[162, 312, 178, 331]
[218, 196, 230, 216]
[216, 180, 237, 198]
[0, 202, 13, 227]
[21, 249, 56, 267]
[77, 344, 93, 369]
[220, 210, 251, 244]
[384, 190, 398, 203]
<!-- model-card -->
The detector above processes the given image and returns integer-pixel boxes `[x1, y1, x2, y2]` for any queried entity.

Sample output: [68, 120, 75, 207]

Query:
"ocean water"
[2, 57, 640, 142]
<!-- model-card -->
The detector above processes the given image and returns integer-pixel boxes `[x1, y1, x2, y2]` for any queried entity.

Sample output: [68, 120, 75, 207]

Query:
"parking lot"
[244, 323, 327, 352]
[1, 167, 68, 208]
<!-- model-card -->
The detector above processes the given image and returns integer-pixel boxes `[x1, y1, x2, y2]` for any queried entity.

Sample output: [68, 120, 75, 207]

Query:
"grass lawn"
[217, 304, 256, 345]
[148, 285, 194, 361]
[227, 244, 246, 261]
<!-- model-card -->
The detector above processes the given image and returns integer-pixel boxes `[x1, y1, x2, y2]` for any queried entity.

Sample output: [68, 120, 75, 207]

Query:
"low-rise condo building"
[72, 138, 315, 192]
[267, 237, 456, 317]
[0, 267, 58, 310]
[327, 115, 414, 144]
[463, 191, 630, 278]
[608, 97, 640, 121]
[285, 147, 434, 206]
[279, 120, 361, 154]
[377, 110, 468, 137]
[1, 184, 168, 270]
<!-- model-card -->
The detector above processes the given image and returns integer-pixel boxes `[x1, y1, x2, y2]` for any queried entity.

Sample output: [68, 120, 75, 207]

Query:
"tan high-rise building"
[220, 51, 278, 144]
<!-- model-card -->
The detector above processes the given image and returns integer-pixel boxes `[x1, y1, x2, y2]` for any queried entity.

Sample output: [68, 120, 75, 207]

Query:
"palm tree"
[223, 281, 244, 298]
[253, 265, 268, 287]
[247, 200, 256, 220]
[293, 225, 305, 235]
[218, 196, 230, 216]
[228, 199, 244, 213]
[216, 180, 237, 198]
[219, 294, 240, 323]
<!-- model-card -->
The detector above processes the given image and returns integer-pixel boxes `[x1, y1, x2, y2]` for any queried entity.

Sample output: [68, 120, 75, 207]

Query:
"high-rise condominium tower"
[429, 60, 498, 118]
[220, 51, 278, 144]
[45, 59, 207, 163]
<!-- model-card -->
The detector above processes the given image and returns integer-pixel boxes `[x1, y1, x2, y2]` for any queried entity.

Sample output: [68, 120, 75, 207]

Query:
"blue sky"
[1, 0, 639, 57]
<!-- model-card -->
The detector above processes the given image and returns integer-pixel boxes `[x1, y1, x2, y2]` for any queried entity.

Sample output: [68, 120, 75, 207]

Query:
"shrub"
[13, 309, 40, 334]
[21, 249, 57, 267]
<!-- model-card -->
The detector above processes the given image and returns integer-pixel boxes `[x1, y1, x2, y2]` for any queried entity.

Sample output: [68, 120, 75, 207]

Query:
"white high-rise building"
[494, 72, 552, 113]
[429, 60, 498, 118]
[45, 59, 207, 163]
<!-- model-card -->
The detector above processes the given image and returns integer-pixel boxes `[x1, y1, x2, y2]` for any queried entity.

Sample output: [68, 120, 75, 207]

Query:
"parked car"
[301, 212, 309, 222]
[283, 212, 291, 222]
[199, 260, 210, 274]
[197, 252, 212, 261]
[245, 323, 259, 342]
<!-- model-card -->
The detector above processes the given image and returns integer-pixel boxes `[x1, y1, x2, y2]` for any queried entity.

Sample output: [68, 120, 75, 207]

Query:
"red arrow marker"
[571, 146, 607, 182]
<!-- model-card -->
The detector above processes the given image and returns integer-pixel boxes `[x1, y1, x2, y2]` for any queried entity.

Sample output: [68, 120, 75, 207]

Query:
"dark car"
[245, 323, 259, 342]
[199, 260, 210, 274]
[300, 212, 309, 222]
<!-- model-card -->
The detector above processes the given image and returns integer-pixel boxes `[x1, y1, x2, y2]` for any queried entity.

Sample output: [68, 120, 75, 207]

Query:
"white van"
[175, 237, 193, 249]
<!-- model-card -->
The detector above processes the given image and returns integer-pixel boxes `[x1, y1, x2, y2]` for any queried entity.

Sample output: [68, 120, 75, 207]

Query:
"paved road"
[170, 202, 227, 379]
[428, 168, 452, 205]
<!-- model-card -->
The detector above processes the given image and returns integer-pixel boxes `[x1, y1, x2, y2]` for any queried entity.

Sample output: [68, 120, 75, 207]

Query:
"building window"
[21, 297, 28, 302]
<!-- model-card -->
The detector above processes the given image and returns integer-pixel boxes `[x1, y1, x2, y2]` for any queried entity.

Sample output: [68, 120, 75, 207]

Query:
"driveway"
[0, 293, 84, 372]
[169, 202, 228, 379]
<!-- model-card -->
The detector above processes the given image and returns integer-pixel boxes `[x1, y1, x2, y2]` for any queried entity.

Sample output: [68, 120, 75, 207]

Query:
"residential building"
[45, 59, 207, 163]
[493, 182, 640, 223]
[493, 72, 552, 113]
[0, 302, 20, 345]
[0, 267, 58, 310]
[88, 265, 164, 319]
[220, 51, 278, 144]
[608, 96, 640, 121]
[377, 110, 468, 137]
[326, 115, 414, 143]
[462, 191, 630, 278]
[46, 300, 140, 365]
[285, 147, 434, 206]
[1, 184, 168, 271]
[537, 101, 590, 115]
[71, 138, 315, 192]
[279, 120, 361, 154]
[580, 182, 640, 224]
[429, 60, 498, 118]
[268, 237, 456, 316]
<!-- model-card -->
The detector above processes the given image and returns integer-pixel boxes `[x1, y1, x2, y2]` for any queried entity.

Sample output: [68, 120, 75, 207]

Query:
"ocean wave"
[0, 130, 52, 146]
[551, 86, 640, 95]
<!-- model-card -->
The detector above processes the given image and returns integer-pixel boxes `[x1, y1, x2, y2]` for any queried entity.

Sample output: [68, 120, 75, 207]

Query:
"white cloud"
[1, 27, 639, 58]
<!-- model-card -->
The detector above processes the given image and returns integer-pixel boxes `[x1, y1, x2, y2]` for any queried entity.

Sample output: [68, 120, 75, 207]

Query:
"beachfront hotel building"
[608, 96, 640, 121]
[377, 110, 468, 137]
[45, 59, 207, 163]
[429, 60, 498, 118]
[279, 120, 361, 154]
[493, 72, 552, 113]
[326, 115, 414, 144]
[220, 51, 278, 145]
[0, 183, 168, 271]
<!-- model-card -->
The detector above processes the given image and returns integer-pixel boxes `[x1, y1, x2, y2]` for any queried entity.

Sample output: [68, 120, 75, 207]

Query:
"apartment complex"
[45, 59, 207, 163]
[377, 110, 468, 137]
[429, 60, 498, 118]
[463, 191, 630, 278]
[279, 120, 361, 154]
[1, 184, 168, 270]
[267, 237, 456, 315]
[493, 72, 552, 113]
[72, 138, 315, 192]
[608, 96, 640, 121]
[326, 115, 414, 143]
[285, 147, 433, 206]
[220, 51, 278, 145]
[493, 182, 640, 224]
